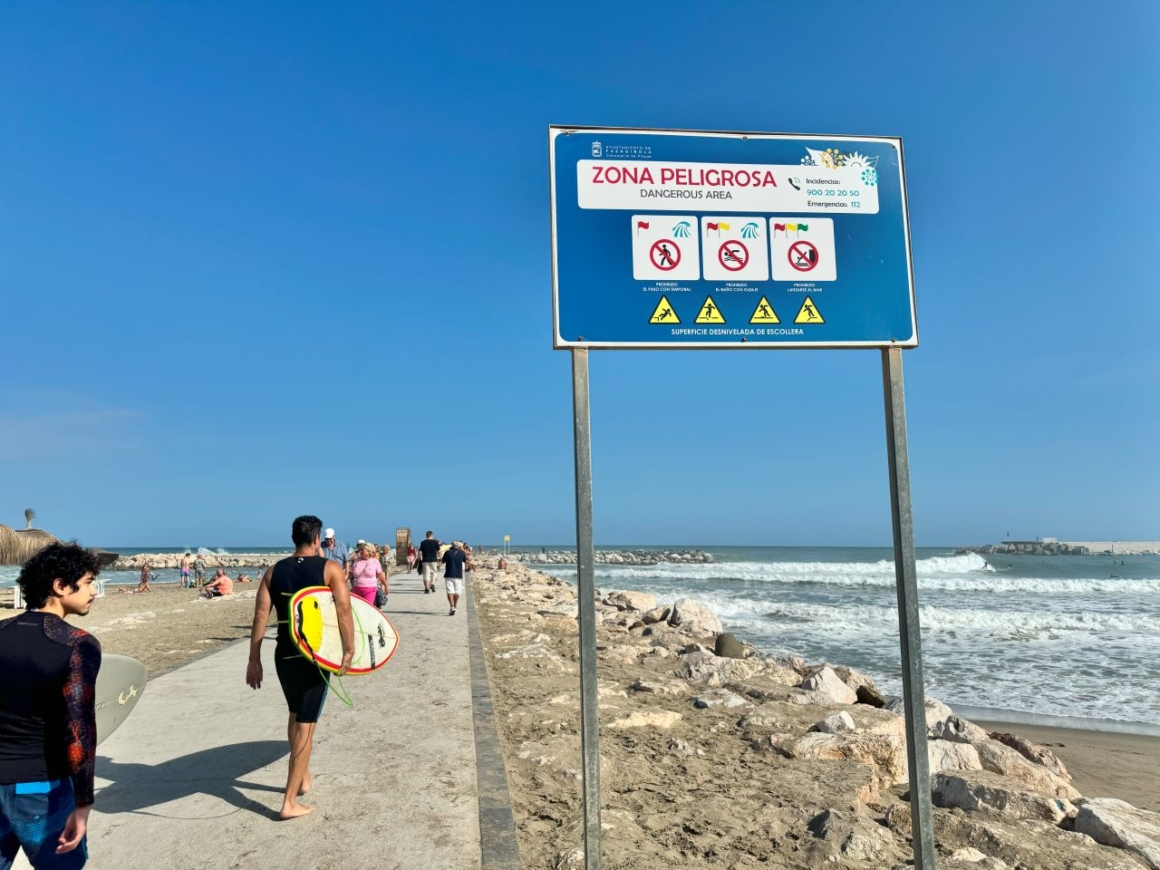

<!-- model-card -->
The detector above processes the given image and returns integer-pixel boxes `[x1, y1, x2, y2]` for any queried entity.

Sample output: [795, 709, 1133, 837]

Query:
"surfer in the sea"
[246, 515, 353, 820]
[0, 542, 103, 867]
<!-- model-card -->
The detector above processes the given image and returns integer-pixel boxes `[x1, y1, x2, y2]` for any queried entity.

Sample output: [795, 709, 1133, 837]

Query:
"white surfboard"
[289, 586, 399, 675]
[94, 654, 148, 745]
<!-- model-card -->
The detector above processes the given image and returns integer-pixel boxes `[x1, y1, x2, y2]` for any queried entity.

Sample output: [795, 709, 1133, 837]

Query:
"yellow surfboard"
[289, 586, 399, 675]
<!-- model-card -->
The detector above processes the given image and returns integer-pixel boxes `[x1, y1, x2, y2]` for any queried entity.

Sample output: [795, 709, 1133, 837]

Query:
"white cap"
[324, 528, 335, 538]
[357, 539, 366, 545]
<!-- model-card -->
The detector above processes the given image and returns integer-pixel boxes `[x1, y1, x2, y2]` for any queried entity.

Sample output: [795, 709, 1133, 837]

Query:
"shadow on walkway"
[96, 740, 288, 820]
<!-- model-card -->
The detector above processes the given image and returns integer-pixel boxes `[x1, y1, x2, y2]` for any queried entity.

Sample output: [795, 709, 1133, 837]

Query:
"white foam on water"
[548, 551, 1160, 727]
[594, 560, 1160, 595]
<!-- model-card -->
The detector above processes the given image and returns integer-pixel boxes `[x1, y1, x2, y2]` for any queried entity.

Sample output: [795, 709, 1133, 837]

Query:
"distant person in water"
[247, 515, 353, 820]
[202, 569, 233, 598]
[0, 543, 102, 868]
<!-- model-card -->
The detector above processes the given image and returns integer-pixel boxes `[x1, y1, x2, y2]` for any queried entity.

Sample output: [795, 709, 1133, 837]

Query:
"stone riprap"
[508, 549, 713, 565]
[472, 555, 1155, 870]
[112, 552, 289, 570]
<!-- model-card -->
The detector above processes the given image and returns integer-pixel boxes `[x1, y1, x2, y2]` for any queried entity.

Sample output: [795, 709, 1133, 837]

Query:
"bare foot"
[279, 802, 315, 820]
[298, 774, 312, 796]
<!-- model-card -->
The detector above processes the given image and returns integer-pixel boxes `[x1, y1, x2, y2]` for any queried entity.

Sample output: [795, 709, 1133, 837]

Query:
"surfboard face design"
[288, 586, 399, 675]
[94, 654, 148, 745]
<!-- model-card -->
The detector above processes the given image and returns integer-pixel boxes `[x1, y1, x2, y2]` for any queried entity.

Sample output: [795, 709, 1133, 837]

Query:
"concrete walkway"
[22, 571, 490, 870]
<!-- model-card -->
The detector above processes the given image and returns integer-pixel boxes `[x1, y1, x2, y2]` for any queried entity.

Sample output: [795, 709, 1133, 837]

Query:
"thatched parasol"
[0, 526, 61, 565]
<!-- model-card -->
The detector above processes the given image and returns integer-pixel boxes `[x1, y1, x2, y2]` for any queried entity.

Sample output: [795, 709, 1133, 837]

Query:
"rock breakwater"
[471, 556, 1160, 870]
[112, 552, 288, 570]
[508, 549, 713, 565]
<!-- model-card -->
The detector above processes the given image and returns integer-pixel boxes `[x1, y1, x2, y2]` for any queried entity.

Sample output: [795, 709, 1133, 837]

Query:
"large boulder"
[788, 732, 908, 787]
[803, 808, 900, 865]
[932, 771, 1077, 823]
[667, 598, 723, 636]
[988, 731, 1071, 780]
[931, 715, 990, 744]
[608, 710, 682, 730]
[929, 739, 983, 774]
[884, 695, 954, 731]
[811, 711, 856, 735]
[847, 706, 907, 737]
[714, 632, 746, 659]
[679, 650, 760, 687]
[692, 689, 749, 709]
[604, 590, 657, 612]
[973, 739, 1081, 801]
[1074, 798, 1160, 870]
[798, 666, 858, 705]
[640, 605, 670, 624]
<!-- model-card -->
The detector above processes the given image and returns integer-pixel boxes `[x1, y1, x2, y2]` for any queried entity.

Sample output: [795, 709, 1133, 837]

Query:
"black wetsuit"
[270, 555, 330, 723]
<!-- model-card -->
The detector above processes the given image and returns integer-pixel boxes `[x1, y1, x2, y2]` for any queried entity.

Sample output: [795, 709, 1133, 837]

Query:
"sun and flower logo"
[801, 147, 878, 186]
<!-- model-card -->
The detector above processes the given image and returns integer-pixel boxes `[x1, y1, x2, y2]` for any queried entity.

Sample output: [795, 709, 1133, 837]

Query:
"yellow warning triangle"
[694, 295, 725, 324]
[794, 295, 825, 324]
[648, 295, 680, 324]
[749, 296, 780, 324]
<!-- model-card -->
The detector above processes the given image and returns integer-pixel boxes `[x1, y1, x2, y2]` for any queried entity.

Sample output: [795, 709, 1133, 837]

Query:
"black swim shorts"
[274, 652, 329, 723]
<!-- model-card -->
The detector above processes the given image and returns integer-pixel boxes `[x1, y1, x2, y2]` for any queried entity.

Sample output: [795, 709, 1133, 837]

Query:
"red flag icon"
[706, 222, 718, 231]
[636, 220, 650, 236]
[774, 223, 786, 233]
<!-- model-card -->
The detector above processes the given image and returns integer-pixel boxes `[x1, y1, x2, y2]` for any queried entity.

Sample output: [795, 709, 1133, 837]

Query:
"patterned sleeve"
[64, 633, 102, 806]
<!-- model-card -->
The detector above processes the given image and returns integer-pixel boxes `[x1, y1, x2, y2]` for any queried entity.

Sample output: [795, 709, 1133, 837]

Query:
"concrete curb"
[466, 574, 523, 869]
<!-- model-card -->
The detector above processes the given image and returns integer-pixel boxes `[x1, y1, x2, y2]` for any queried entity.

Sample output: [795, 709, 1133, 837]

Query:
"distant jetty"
[957, 539, 1160, 556]
[508, 549, 713, 565]
[112, 552, 287, 570]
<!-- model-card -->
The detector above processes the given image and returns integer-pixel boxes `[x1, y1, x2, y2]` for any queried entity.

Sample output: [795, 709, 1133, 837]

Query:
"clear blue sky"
[2, 2, 1157, 548]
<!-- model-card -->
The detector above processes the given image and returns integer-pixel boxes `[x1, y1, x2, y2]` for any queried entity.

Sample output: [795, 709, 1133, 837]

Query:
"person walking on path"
[348, 543, 387, 606]
[320, 528, 349, 571]
[0, 543, 102, 869]
[419, 531, 441, 594]
[246, 515, 353, 820]
[440, 541, 472, 616]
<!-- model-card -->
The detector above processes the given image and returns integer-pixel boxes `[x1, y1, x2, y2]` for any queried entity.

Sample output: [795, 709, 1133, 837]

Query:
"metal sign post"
[570, 348, 602, 870]
[551, 126, 930, 870]
[882, 347, 935, 869]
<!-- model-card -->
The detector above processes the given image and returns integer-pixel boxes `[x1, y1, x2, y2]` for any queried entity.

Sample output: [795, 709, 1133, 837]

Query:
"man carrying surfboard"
[246, 515, 354, 820]
[0, 542, 102, 869]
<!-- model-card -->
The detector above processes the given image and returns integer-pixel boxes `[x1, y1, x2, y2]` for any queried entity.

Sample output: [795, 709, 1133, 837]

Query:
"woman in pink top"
[348, 543, 387, 606]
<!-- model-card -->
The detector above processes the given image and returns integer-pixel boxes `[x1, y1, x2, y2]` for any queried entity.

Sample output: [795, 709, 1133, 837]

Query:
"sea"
[4, 544, 1158, 734]
[523, 546, 1160, 736]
